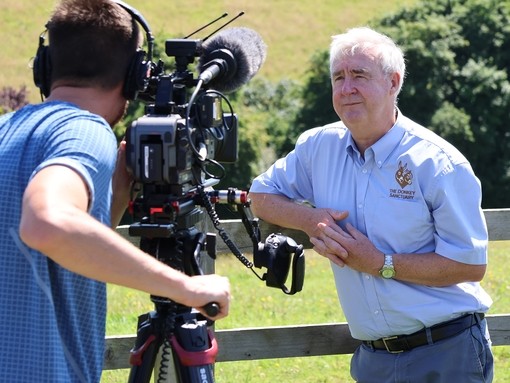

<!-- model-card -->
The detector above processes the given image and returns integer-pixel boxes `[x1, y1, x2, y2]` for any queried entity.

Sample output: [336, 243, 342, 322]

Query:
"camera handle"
[199, 186, 305, 295]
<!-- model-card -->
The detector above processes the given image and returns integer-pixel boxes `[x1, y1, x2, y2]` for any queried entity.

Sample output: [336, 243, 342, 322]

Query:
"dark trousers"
[350, 319, 493, 383]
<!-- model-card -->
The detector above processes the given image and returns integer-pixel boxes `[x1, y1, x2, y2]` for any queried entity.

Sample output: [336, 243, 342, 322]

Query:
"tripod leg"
[170, 318, 218, 383]
[128, 311, 163, 383]
[153, 339, 179, 382]
[127, 224, 220, 383]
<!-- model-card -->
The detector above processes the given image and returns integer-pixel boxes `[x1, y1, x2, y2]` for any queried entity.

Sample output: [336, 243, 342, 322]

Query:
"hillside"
[2, 0, 417, 102]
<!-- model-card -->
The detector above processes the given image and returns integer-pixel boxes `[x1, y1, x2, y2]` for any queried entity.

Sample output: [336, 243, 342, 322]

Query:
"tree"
[217, 77, 302, 190]
[375, 0, 510, 208]
[0, 86, 30, 113]
[296, 0, 510, 208]
[286, 50, 338, 155]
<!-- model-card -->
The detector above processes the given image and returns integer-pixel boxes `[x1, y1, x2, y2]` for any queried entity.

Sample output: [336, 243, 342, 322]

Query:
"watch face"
[381, 268, 395, 279]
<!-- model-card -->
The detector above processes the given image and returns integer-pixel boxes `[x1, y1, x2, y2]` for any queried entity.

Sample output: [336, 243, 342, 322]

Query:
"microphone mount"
[198, 49, 237, 85]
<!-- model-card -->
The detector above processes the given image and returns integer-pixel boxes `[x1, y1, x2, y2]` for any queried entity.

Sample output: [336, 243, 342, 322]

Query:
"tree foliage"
[286, 50, 338, 155]
[0, 86, 30, 113]
[296, 0, 510, 208]
[4, 0, 509, 208]
[217, 77, 302, 190]
[375, 0, 510, 208]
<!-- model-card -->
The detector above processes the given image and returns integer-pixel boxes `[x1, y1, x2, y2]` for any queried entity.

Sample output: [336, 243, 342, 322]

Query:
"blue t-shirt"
[250, 110, 492, 340]
[0, 102, 117, 382]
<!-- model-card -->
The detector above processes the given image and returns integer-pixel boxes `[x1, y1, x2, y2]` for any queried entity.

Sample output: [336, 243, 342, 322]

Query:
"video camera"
[125, 18, 304, 295]
[126, 41, 238, 195]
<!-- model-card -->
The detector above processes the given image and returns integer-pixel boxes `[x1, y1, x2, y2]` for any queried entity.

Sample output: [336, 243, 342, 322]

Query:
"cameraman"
[249, 27, 493, 382]
[0, 0, 230, 382]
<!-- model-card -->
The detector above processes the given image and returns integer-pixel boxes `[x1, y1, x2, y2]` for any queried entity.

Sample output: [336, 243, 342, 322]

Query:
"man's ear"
[389, 72, 401, 95]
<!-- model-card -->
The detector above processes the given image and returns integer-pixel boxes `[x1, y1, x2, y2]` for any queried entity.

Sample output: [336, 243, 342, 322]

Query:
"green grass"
[1, 0, 418, 102]
[102, 241, 510, 383]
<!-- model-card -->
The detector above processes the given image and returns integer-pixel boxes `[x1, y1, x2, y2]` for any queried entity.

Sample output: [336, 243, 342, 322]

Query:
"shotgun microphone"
[197, 27, 267, 93]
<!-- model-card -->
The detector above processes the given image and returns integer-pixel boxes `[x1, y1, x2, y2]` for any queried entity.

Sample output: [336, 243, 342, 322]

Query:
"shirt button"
[374, 310, 380, 315]
[365, 275, 370, 280]
[362, 169, 368, 174]
[358, 204, 363, 209]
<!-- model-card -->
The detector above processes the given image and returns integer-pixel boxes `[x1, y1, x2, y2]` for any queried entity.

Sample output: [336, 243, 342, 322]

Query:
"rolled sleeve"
[431, 163, 488, 265]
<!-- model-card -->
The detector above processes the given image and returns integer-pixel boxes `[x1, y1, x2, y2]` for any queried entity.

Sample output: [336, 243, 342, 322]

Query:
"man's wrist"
[379, 254, 396, 279]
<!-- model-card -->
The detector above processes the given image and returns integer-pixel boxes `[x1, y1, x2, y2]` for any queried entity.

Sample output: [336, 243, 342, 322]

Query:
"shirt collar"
[346, 108, 406, 168]
[372, 107, 406, 168]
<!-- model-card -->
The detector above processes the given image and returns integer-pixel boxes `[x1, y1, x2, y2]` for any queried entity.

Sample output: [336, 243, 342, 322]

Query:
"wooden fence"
[104, 208, 510, 370]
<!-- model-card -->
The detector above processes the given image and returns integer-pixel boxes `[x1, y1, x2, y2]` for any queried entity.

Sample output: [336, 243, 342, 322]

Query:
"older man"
[249, 27, 493, 382]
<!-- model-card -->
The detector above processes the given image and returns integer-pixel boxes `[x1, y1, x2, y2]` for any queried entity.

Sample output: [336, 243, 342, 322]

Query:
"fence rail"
[105, 208, 510, 370]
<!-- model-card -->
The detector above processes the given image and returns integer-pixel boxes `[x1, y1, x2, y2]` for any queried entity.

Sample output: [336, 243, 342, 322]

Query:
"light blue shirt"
[0, 101, 117, 382]
[250, 111, 492, 340]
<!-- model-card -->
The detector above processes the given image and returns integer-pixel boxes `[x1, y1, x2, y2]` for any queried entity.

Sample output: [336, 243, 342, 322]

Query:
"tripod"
[125, 184, 305, 382]
[127, 202, 220, 383]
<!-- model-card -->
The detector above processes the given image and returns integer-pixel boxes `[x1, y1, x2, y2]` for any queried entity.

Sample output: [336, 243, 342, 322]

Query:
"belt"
[362, 313, 485, 354]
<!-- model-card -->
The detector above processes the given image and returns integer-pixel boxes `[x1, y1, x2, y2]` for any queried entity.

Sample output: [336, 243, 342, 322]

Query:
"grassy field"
[102, 241, 510, 383]
[2, 0, 417, 102]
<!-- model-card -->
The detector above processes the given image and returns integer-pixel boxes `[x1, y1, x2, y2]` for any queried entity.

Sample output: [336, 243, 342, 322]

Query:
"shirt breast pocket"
[365, 196, 434, 254]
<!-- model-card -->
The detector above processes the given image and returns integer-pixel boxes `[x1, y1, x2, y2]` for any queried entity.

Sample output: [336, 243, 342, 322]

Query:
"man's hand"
[184, 274, 231, 320]
[111, 140, 134, 226]
[311, 222, 382, 274]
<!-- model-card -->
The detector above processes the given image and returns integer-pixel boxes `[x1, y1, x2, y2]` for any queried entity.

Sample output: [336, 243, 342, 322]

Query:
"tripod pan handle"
[204, 302, 220, 317]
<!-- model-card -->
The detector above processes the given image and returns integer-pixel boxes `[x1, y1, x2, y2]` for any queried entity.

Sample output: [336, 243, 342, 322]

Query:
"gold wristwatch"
[379, 254, 395, 279]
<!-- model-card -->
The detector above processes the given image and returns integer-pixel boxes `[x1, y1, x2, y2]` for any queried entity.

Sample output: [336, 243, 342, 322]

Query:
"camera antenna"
[182, 13, 229, 39]
[202, 12, 245, 42]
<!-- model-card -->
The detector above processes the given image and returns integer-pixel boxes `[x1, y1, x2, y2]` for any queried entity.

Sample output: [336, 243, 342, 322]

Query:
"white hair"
[330, 27, 406, 95]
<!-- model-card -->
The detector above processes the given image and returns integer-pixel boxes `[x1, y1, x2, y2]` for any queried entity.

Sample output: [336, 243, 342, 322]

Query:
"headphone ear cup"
[33, 44, 52, 98]
[123, 50, 150, 100]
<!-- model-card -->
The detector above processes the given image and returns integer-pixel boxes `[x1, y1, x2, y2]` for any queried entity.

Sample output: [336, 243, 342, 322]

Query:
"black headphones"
[33, 0, 154, 100]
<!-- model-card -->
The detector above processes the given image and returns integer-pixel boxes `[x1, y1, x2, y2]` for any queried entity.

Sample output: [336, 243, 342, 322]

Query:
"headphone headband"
[33, 0, 154, 100]
[111, 0, 154, 62]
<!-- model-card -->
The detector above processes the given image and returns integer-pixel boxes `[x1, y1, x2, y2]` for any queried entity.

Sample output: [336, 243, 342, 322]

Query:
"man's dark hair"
[46, 0, 140, 90]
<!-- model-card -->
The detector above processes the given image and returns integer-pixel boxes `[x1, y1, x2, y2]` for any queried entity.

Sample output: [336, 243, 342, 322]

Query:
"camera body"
[125, 103, 238, 196]
[126, 38, 239, 196]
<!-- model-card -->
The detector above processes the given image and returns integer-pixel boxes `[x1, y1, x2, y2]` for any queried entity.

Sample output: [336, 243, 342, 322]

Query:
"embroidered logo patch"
[389, 161, 416, 200]
[395, 161, 413, 188]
